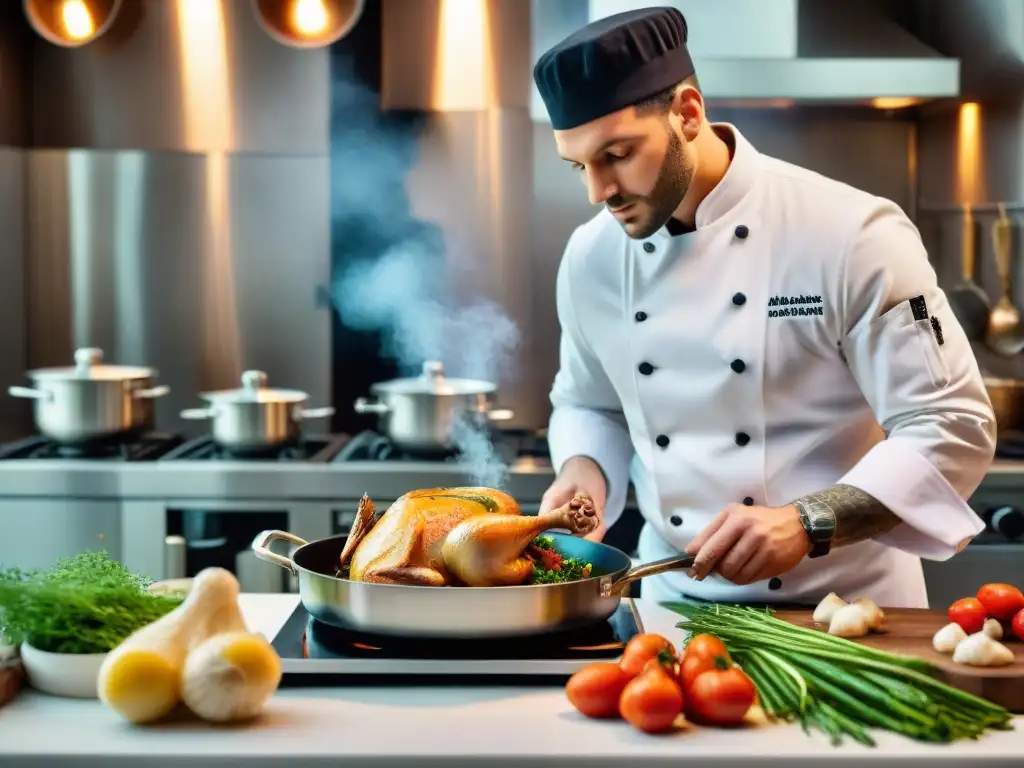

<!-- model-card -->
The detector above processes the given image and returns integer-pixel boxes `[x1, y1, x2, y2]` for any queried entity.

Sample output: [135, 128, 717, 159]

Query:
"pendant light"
[23, 0, 122, 48]
[251, 0, 365, 49]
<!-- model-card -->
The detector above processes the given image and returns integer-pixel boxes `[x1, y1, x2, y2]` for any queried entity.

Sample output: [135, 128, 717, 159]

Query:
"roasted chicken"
[339, 487, 598, 587]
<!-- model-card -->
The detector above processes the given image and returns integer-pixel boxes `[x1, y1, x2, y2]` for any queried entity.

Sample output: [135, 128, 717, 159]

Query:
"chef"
[534, 7, 997, 608]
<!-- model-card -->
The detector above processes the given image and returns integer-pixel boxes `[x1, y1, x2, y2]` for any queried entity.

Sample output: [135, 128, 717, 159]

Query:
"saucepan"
[353, 361, 514, 455]
[8, 347, 170, 444]
[180, 370, 335, 454]
[252, 529, 694, 638]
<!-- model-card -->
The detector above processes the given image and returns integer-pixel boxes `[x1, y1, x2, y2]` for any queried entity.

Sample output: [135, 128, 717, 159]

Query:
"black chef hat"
[533, 6, 694, 130]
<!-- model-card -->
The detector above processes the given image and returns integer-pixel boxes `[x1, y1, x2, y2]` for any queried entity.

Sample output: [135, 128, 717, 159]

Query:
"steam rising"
[330, 68, 520, 488]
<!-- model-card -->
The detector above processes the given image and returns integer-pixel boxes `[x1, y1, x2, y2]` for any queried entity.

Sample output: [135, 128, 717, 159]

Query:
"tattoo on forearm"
[796, 484, 902, 547]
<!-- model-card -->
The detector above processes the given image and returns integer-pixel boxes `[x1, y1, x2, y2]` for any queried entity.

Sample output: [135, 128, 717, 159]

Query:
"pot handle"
[296, 406, 335, 419]
[134, 385, 170, 400]
[251, 530, 309, 575]
[180, 408, 217, 420]
[600, 553, 696, 597]
[487, 408, 514, 421]
[8, 386, 50, 401]
[354, 397, 390, 415]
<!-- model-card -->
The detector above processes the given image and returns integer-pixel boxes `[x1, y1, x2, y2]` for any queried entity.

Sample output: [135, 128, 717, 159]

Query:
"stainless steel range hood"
[530, 0, 961, 116]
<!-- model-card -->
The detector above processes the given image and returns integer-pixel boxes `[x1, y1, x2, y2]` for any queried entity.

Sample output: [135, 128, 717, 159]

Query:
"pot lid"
[370, 361, 497, 395]
[26, 348, 157, 381]
[198, 370, 310, 404]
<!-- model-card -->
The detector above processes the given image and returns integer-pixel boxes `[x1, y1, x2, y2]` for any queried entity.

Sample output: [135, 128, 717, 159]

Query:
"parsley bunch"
[0, 551, 182, 654]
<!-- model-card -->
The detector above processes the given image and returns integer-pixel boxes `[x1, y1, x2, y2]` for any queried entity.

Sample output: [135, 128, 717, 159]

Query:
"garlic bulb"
[813, 592, 848, 624]
[180, 631, 282, 722]
[952, 632, 1015, 667]
[828, 603, 871, 637]
[983, 618, 1003, 640]
[932, 622, 967, 653]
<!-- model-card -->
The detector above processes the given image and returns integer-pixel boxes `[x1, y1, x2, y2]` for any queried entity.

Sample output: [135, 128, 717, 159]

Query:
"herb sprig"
[0, 551, 182, 654]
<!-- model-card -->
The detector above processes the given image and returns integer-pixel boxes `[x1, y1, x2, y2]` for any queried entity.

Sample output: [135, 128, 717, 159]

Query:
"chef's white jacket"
[547, 123, 996, 609]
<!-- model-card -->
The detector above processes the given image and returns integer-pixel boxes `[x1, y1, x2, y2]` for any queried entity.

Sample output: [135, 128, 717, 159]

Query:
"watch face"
[799, 499, 836, 540]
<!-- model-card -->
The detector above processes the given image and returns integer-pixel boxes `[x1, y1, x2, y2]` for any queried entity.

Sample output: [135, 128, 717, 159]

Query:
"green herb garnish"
[529, 536, 593, 584]
[0, 551, 182, 654]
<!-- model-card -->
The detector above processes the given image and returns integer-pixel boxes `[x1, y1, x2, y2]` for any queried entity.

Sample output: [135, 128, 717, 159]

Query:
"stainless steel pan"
[252, 529, 694, 638]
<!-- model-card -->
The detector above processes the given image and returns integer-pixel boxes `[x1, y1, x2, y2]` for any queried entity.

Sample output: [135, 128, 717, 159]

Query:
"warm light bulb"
[292, 0, 328, 35]
[61, 0, 95, 40]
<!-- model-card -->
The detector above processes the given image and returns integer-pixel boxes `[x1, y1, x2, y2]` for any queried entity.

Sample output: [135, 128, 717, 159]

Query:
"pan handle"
[600, 553, 696, 597]
[251, 530, 309, 575]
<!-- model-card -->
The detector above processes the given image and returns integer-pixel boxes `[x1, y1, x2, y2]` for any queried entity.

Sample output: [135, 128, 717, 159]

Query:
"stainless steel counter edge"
[0, 458, 557, 501]
[1, 458, 1022, 502]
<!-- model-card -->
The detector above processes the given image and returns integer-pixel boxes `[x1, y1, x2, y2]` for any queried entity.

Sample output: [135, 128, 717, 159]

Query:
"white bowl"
[19, 643, 107, 699]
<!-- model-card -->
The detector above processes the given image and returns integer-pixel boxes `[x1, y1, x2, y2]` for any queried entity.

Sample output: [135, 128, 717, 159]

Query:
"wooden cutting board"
[773, 608, 1024, 713]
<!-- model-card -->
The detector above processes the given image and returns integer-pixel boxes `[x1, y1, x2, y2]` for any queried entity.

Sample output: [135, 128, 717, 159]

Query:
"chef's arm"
[790, 484, 901, 547]
[547, 243, 634, 528]
[795, 201, 996, 559]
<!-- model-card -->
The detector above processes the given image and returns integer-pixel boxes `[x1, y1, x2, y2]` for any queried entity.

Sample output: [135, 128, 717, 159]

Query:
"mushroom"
[952, 632, 1015, 667]
[828, 603, 872, 638]
[982, 618, 1004, 640]
[932, 622, 968, 654]
[852, 597, 885, 631]
[813, 592, 848, 624]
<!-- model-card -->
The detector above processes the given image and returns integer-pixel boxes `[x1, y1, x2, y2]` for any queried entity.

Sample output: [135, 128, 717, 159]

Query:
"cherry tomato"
[1012, 608, 1024, 643]
[684, 634, 730, 664]
[977, 584, 1024, 623]
[619, 633, 676, 678]
[686, 664, 757, 727]
[679, 649, 721, 694]
[948, 597, 987, 634]
[565, 662, 633, 719]
[618, 662, 684, 733]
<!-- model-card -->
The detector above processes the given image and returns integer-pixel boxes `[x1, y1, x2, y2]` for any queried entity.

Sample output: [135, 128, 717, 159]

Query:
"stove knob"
[990, 506, 1024, 542]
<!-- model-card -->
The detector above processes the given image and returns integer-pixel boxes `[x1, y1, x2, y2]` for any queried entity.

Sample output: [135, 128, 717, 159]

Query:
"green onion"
[664, 601, 1014, 747]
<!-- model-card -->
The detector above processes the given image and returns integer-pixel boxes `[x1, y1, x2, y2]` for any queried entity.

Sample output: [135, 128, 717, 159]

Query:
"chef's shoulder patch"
[767, 294, 824, 318]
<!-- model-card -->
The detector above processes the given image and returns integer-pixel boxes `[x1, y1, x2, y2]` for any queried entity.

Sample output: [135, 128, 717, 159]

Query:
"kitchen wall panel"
[917, 98, 1024, 305]
[23, 150, 331, 435]
[404, 109, 536, 425]
[0, 149, 28, 440]
[30, 0, 330, 152]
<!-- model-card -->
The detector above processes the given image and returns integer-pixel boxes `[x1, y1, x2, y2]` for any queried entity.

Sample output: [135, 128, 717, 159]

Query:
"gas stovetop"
[0, 432, 186, 462]
[332, 429, 550, 465]
[269, 600, 642, 686]
[159, 434, 351, 463]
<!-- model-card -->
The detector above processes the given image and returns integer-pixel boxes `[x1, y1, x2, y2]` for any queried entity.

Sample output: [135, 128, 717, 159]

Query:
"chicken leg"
[338, 494, 379, 569]
[441, 493, 598, 587]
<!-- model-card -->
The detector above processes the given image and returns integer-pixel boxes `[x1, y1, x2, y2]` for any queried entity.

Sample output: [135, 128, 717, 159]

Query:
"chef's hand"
[539, 456, 608, 542]
[684, 504, 812, 584]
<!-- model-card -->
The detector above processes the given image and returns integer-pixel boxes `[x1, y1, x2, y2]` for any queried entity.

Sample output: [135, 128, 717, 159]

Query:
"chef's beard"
[608, 127, 693, 239]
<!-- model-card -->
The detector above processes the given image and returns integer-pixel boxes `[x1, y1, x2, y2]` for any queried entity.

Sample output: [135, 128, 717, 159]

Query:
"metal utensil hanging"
[949, 202, 991, 342]
[985, 203, 1024, 356]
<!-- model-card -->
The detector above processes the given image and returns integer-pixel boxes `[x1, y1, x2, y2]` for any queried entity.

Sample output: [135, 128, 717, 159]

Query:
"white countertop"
[0, 594, 1021, 767]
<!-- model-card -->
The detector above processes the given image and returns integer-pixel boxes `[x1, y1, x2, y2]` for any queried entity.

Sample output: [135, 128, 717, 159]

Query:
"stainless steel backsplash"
[0, 0, 333, 437]
[21, 150, 332, 432]
[0, 0, 1017, 438]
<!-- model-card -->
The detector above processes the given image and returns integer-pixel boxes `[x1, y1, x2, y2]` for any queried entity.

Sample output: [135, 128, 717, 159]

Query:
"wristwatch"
[793, 498, 836, 558]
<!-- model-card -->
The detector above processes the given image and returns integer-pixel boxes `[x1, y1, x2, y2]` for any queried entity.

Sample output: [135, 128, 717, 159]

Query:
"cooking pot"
[7, 347, 170, 444]
[984, 377, 1024, 438]
[180, 370, 335, 454]
[353, 361, 513, 455]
